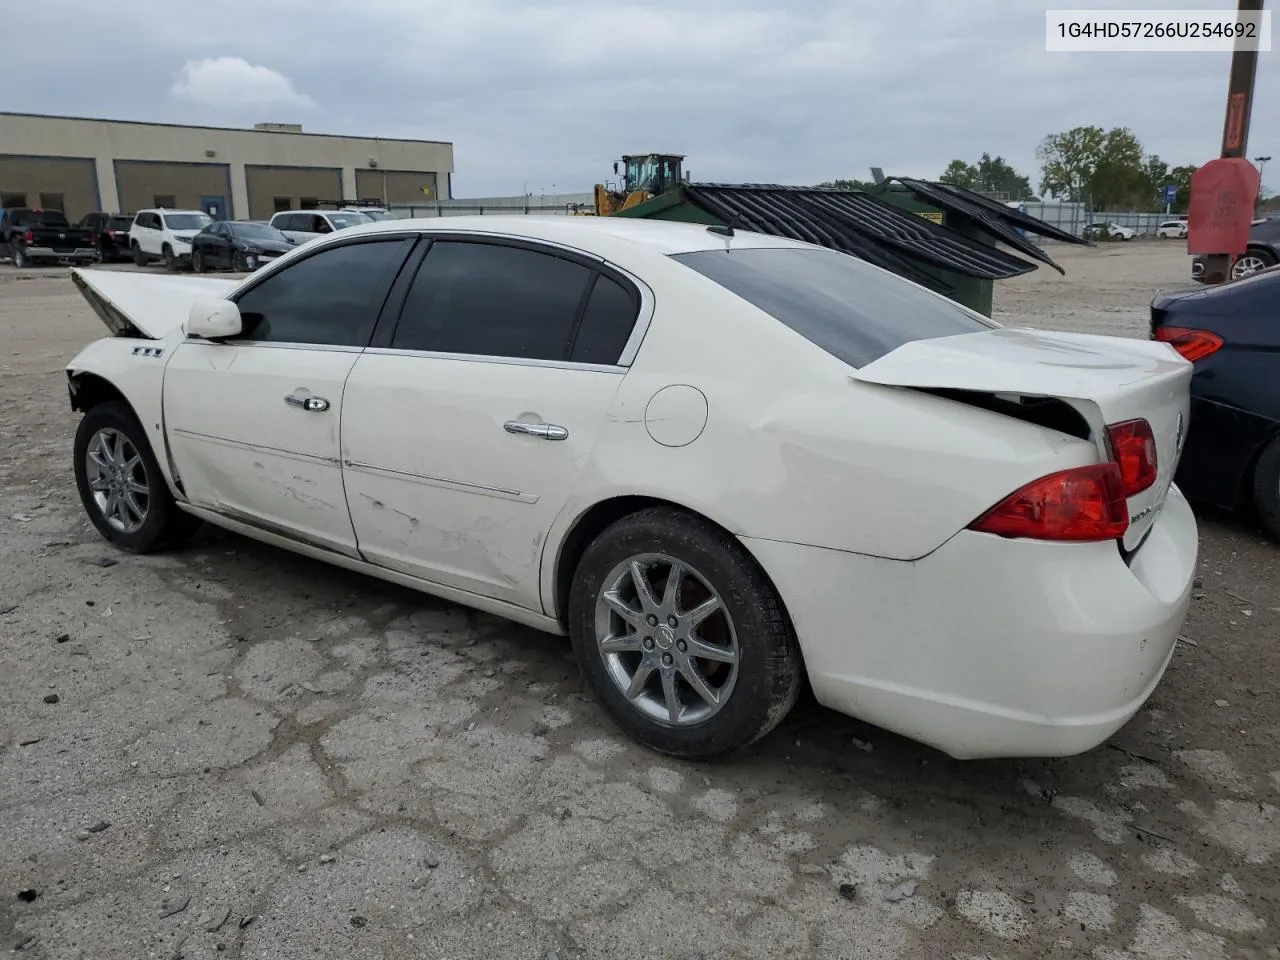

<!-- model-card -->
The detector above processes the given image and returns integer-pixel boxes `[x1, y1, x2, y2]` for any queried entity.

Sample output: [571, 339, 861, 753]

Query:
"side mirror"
[185, 299, 242, 339]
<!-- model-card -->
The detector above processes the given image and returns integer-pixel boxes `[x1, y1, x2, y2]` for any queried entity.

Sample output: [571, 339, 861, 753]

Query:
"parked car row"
[2, 204, 393, 271]
[1082, 220, 1189, 241]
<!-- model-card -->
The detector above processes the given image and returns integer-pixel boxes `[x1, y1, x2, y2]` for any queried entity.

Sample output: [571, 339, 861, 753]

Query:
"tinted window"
[163, 213, 212, 230]
[328, 212, 372, 229]
[392, 241, 591, 360]
[109, 216, 133, 230]
[234, 239, 411, 346]
[570, 273, 640, 364]
[672, 247, 993, 369]
[230, 222, 288, 241]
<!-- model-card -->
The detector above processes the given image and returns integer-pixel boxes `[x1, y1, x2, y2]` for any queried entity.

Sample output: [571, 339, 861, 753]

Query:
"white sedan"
[65, 216, 1198, 761]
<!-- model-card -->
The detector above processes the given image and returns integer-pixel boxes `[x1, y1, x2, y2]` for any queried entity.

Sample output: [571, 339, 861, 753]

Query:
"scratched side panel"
[161, 341, 364, 557]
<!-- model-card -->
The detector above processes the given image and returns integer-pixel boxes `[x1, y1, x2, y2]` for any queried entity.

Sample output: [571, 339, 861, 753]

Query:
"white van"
[268, 209, 373, 243]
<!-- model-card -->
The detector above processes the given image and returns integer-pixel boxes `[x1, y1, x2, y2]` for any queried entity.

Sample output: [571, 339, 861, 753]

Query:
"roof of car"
[329, 214, 812, 255]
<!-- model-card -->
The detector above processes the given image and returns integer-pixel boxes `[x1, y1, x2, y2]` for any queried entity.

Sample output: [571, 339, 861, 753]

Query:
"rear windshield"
[109, 216, 133, 229]
[328, 212, 373, 229]
[163, 213, 213, 230]
[12, 210, 69, 226]
[671, 247, 993, 368]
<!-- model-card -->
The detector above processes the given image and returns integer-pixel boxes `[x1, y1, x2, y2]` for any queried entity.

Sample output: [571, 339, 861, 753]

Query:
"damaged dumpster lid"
[888, 178, 1088, 274]
[680, 183, 1045, 286]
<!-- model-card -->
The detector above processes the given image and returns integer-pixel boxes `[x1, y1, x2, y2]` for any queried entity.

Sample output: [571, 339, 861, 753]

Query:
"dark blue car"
[1150, 266, 1280, 538]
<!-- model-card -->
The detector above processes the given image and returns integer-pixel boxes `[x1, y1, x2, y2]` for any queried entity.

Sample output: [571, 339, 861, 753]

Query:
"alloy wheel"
[1232, 255, 1269, 280]
[593, 553, 740, 726]
[84, 427, 150, 534]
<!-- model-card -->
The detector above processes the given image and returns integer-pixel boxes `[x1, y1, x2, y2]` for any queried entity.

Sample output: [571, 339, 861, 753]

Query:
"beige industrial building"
[0, 112, 454, 222]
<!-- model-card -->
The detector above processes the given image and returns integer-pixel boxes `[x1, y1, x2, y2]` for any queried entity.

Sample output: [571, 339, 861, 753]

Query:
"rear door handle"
[504, 420, 568, 441]
[285, 394, 330, 412]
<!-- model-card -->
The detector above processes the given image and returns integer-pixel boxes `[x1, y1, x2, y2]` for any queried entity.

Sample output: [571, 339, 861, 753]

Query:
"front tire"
[132, 242, 147, 267]
[568, 507, 802, 759]
[232, 251, 249, 273]
[192, 248, 206, 273]
[162, 244, 177, 271]
[73, 401, 198, 553]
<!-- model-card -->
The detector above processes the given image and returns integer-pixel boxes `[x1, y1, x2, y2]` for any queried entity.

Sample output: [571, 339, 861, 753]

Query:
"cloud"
[169, 57, 314, 110]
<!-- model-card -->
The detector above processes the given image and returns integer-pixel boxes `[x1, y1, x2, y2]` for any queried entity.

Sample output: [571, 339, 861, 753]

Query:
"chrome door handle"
[285, 394, 330, 412]
[504, 420, 568, 441]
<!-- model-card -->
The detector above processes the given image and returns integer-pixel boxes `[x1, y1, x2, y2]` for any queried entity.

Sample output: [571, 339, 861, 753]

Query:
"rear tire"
[73, 401, 199, 553]
[568, 507, 802, 759]
[12, 244, 28, 269]
[1251, 435, 1280, 542]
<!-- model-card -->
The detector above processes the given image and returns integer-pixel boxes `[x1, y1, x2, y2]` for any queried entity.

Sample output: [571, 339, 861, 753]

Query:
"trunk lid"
[851, 327, 1192, 552]
[71, 267, 239, 339]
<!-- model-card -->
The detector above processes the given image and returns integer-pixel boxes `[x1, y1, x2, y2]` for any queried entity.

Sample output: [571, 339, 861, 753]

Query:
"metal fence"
[1013, 202, 1182, 238]
[388, 192, 596, 219]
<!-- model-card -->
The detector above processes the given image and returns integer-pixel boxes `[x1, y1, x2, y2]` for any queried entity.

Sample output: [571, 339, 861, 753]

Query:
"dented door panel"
[341, 353, 624, 610]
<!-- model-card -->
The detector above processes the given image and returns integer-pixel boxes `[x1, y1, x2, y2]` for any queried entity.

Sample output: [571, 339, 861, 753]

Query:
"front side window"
[672, 246, 993, 369]
[234, 239, 412, 347]
[391, 240, 592, 360]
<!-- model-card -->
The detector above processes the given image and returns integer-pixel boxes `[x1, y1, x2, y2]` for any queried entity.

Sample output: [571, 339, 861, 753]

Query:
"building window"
[300, 197, 318, 209]
[1, 192, 27, 209]
[154, 195, 176, 209]
[39, 193, 65, 211]
[273, 197, 293, 212]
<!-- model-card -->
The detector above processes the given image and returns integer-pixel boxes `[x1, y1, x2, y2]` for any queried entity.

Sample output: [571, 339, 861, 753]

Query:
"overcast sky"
[7, 0, 1276, 197]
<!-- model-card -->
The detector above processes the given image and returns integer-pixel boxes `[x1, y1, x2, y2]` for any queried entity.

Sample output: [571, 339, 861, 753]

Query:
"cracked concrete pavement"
[2, 243, 1278, 959]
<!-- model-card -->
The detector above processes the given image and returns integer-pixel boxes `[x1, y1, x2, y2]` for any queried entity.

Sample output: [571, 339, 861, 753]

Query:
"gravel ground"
[1, 244, 1277, 960]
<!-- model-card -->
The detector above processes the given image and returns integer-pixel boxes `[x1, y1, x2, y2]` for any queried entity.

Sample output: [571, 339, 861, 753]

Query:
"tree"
[939, 160, 979, 190]
[816, 178, 878, 191]
[1166, 164, 1197, 213]
[1036, 125, 1107, 202]
[939, 154, 1033, 199]
[1037, 125, 1166, 209]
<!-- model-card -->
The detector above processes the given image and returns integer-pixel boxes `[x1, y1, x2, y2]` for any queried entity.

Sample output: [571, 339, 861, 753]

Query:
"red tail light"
[22, 230, 33, 244]
[969, 464, 1129, 542]
[1154, 326, 1223, 362]
[1106, 419, 1158, 496]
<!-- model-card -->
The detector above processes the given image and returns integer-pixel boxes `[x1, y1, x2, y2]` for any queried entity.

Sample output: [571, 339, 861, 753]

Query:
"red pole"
[1202, 0, 1264, 284]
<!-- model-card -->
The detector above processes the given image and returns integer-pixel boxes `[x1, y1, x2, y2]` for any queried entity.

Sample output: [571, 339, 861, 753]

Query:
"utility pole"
[1202, 0, 1265, 283]
[1256, 155, 1273, 199]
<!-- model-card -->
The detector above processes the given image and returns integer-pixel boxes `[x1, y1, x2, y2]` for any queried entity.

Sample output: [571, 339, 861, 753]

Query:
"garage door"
[114, 161, 231, 216]
[356, 169, 438, 205]
[0, 156, 99, 221]
[245, 166, 342, 220]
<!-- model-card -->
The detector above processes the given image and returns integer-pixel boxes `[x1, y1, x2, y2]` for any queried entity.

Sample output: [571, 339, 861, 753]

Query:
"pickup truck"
[1, 208, 97, 267]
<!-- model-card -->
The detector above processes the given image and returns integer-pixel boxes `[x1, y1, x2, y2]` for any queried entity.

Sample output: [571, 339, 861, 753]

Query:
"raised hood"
[851, 327, 1192, 552]
[72, 268, 239, 339]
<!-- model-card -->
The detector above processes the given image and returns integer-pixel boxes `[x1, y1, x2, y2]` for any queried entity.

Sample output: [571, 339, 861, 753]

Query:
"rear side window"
[570, 273, 640, 364]
[671, 247, 993, 369]
[234, 239, 412, 346]
[391, 240, 592, 361]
